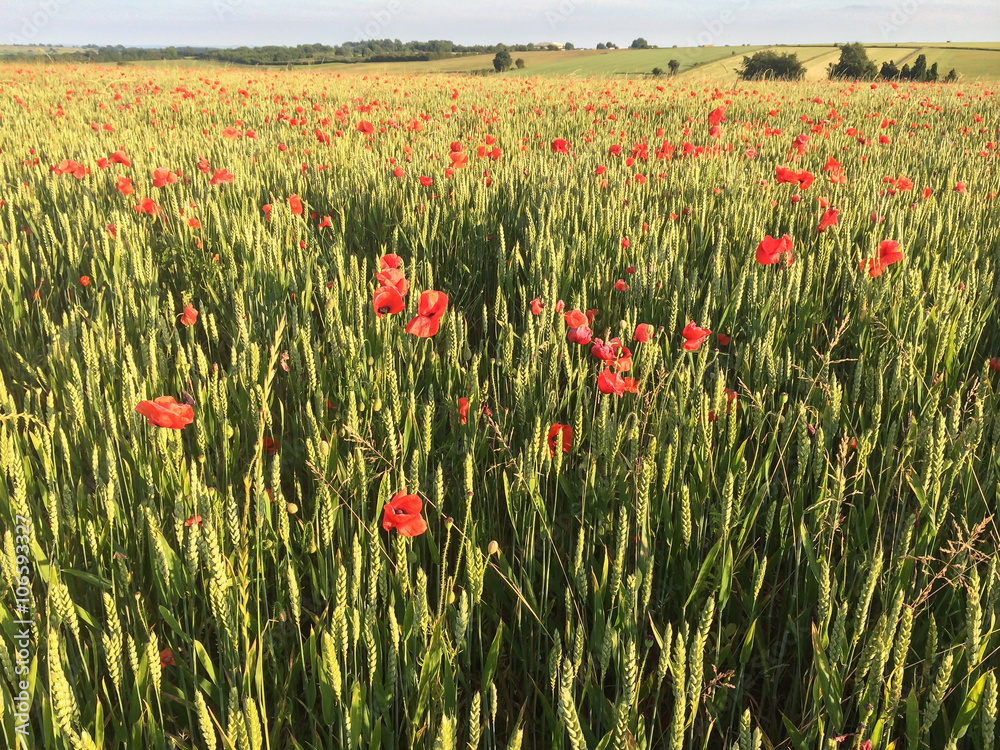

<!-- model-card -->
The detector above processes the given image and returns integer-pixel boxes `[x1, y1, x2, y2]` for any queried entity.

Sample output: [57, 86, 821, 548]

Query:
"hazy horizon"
[3, 0, 997, 50]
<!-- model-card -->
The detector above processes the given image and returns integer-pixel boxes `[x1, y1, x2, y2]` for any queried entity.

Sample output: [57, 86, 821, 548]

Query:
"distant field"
[0, 45, 86, 55]
[3, 42, 999, 80]
[325, 42, 1000, 81]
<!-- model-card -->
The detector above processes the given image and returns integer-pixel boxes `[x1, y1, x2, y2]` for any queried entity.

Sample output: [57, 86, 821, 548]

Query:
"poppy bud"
[488, 540, 500, 557]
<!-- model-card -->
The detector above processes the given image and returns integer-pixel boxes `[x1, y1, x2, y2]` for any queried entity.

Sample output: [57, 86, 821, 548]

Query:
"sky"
[2, 0, 997, 49]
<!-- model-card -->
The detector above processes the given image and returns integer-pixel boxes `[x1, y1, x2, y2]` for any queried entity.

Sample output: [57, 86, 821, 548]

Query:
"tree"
[596, 43, 606, 50]
[739, 50, 805, 81]
[631, 38, 649, 49]
[828, 42, 878, 80]
[944, 68, 958, 83]
[564, 42, 574, 50]
[493, 48, 512, 72]
[515, 57, 525, 69]
[651, 67, 664, 76]
[909, 53, 927, 81]
[668, 59, 680, 75]
[879, 60, 899, 80]
[927, 61, 938, 82]
[606, 41, 617, 49]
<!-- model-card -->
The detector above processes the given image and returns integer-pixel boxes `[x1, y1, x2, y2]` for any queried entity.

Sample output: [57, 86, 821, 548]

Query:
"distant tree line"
[827, 43, 957, 82]
[0, 40, 570, 66]
[736, 44, 959, 83]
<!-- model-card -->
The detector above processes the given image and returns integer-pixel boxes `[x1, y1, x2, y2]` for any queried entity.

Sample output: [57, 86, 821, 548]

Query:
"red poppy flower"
[80, 275, 90, 287]
[109, 149, 131, 166]
[134, 197, 161, 216]
[614, 279, 629, 292]
[318, 215, 332, 228]
[530, 298, 544, 315]
[376, 268, 408, 297]
[357, 120, 375, 135]
[682, 321, 711, 351]
[180, 304, 198, 326]
[159, 648, 175, 668]
[567, 326, 593, 346]
[708, 106, 726, 127]
[152, 168, 177, 188]
[954, 181, 967, 194]
[372, 285, 404, 318]
[717, 333, 731, 346]
[623, 377, 638, 394]
[188, 218, 201, 229]
[775, 165, 798, 184]
[598, 369, 626, 396]
[989, 357, 1000, 373]
[817, 208, 839, 233]
[405, 290, 448, 338]
[613, 346, 633, 372]
[551, 138, 571, 154]
[868, 240, 903, 278]
[725, 388, 738, 413]
[419, 176, 433, 187]
[458, 397, 469, 425]
[115, 175, 134, 195]
[633, 323, 653, 342]
[210, 169, 234, 185]
[53, 159, 88, 179]
[755, 234, 794, 267]
[564, 309, 589, 329]
[288, 194, 303, 215]
[106, 224, 117, 237]
[382, 490, 427, 537]
[546, 424, 572, 457]
[184, 514, 203, 527]
[380, 254, 402, 271]
[591, 339, 617, 363]
[261, 436, 279, 455]
[393, 166, 405, 178]
[135, 396, 194, 430]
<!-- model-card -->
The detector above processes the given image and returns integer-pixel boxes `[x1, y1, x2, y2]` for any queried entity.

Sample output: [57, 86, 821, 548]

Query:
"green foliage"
[514, 57, 525, 69]
[668, 58, 680, 74]
[0, 65, 998, 750]
[828, 42, 878, 80]
[630, 38, 650, 49]
[493, 48, 512, 72]
[738, 50, 805, 80]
